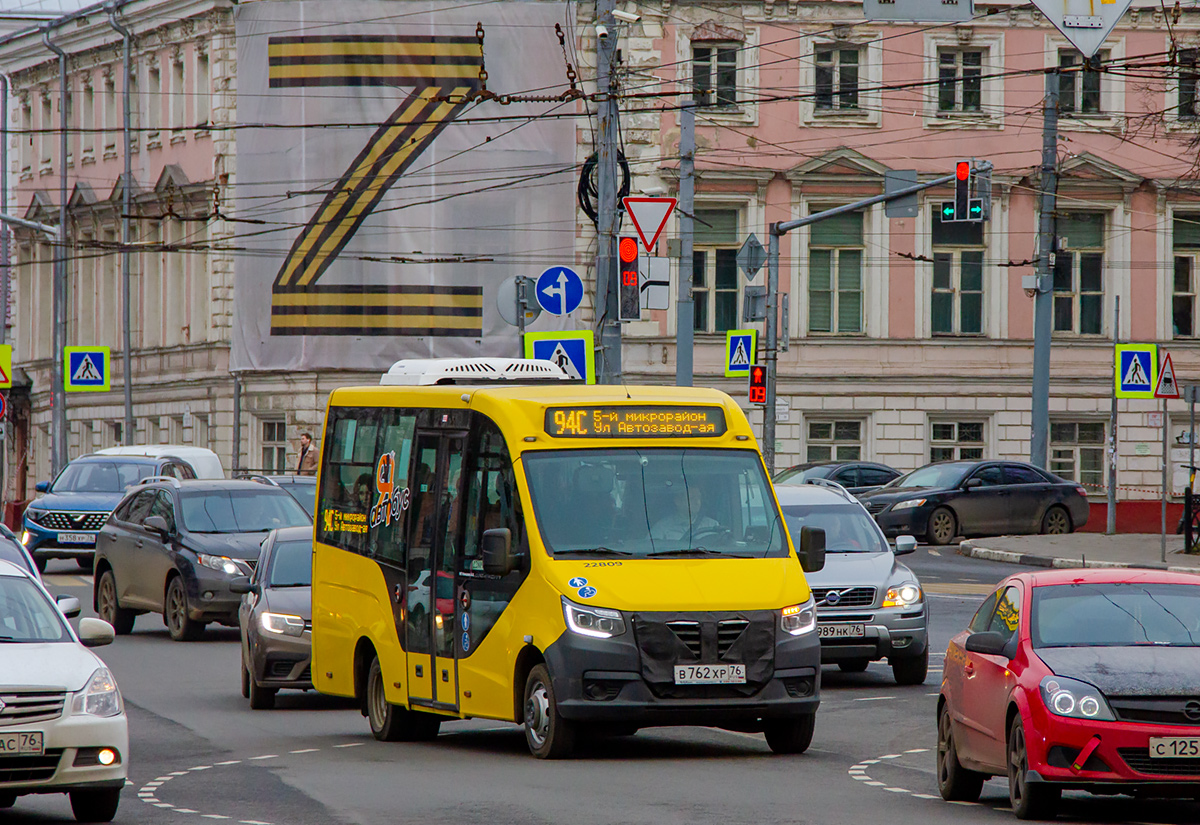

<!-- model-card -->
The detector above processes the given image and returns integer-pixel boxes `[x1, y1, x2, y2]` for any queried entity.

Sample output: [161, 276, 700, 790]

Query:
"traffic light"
[618, 236, 641, 321]
[954, 159, 970, 222]
[748, 364, 767, 405]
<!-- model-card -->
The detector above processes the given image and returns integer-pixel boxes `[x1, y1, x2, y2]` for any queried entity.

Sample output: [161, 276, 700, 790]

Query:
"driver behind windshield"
[651, 483, 718, 541]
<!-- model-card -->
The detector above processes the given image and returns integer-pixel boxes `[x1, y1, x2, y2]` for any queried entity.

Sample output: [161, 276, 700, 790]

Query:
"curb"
[957, 539, 1200, 575]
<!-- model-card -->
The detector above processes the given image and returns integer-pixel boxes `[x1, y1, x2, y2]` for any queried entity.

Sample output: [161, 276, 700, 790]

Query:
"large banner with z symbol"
[233, 1, 576, 370]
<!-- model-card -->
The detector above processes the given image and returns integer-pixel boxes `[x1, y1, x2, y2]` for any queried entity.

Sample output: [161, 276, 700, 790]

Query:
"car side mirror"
[56, 594, 81, 619]
[797, 526, 826, 573]
[894, 535, 918, 556]
[963, 478, 983, 491]
[965, 631, 1009, 657]
[143, 515, 172, 540]
[229, 576, 259, 595]
[78, 617, 115, 648]
[35, 481, 50, 493]
[482, 528, 514, 576]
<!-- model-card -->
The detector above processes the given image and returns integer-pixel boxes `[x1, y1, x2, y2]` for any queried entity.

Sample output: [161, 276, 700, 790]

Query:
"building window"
[1051, 421, 1105, 492]
[103, 75, 117, 153]
[809, 211, 863, 334]
[193, 414, 210, 449]
[168, 415, 184, 443]
[692, 208, 739, 333]
[814, 46, 860, 111]
[1175, 215, 1200, 337]
[108, 421, 123, 447]
[807, 420, 862, 462]
[1179, 49, 1198, 120]
[147, 63, 161, 140]
[80, 82, 94, 159]
[938, 49, 983, 112]
[40, 94, 53, 166]
[261, 419, 287, 473]
[170, 58, 185, 135]
[196, 49, 210, 126]
[931, 208, 984, 335]
[930, 421, 985, 462]
[693, 45, 738, 108]
[1058, 50, 1104, 114]
[1053, 212, 1105, 335]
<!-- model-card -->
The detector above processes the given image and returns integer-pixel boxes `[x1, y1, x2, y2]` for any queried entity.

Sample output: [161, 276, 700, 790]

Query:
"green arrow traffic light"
[941, 202, 956, 220]
[968, 199, 983, 219]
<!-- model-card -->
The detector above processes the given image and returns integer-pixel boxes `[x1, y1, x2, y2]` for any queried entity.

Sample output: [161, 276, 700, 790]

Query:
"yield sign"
[622, 197, 676, 253]
[1155, 351, 1181, 399]
[1030, 0, 1134, 59]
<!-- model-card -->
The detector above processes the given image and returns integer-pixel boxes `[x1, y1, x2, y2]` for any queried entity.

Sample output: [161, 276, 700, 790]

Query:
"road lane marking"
[905, 748, 929, 754]
[190, 765, 213, 771]
[214, 760, 241, 766]
[854, 696, 894, 702]
[333, 742, 364, 748]
[249, 754, 278, 760]
[289, 748, 319, 754]
[201, 815, 231, 820]
[850, 749, 984, 807]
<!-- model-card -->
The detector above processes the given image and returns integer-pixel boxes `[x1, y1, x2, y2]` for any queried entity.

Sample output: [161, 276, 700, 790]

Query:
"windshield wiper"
[554, 547, 634, 557]
[647, 548, 751, 558]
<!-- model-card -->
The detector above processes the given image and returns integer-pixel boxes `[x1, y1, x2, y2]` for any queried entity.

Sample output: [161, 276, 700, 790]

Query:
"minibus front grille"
[717, 620, 749, 658]
[665, 621, 702, 658]
[632, 611, 776, 699]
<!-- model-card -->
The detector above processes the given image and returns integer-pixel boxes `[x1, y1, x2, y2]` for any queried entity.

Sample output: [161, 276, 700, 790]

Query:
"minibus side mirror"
[482, 528, 513, 576]
[797, 526, 826, 573]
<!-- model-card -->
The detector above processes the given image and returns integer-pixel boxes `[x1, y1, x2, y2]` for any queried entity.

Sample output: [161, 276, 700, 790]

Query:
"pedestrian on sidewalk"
[296, 432, 318, 476]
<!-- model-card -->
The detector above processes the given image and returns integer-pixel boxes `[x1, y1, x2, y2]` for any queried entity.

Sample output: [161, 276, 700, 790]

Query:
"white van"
[94, 446, 225, 480]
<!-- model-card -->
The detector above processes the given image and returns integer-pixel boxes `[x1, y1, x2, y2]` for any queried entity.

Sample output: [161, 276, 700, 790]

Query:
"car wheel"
[165, 577, 205, 641]
[96, 571, 135, 635]
[838, 659, 870, 673]
[764, 713, 816, 754]
[524, 663, 575, 759]
[892, 649, 929, 686]
[1008, 715, 1060, 820]
[937, 704, 984, 802]
[1040, 506, 1071, 535]
[69, 788, 120, 823]
[249, 676, 276, 710]
[927, 507, 957, 546]
[241, 661, 250, 699]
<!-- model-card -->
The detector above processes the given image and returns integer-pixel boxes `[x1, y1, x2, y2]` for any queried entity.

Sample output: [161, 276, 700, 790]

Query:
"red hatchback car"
[938, 568, 1200, 819]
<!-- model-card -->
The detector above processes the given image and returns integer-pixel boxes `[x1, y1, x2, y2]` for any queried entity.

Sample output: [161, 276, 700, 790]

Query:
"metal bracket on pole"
[0, 212, 57, 239]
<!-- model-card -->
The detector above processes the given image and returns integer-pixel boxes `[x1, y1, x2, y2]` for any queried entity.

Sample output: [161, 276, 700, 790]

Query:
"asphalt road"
[13, 550, 1200, 825]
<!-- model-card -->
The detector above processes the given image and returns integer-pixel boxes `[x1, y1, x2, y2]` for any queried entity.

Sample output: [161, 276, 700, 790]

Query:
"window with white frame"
[937, 48, 983, 113]
[931, 208, 984, 335]
[930, 421, 985, 462]
[808, 211, 863, 334]
[103, 75, 116, 154]
[807, 420, 862, 462]
[692, 208, 739, 333]
[147, 63, 161, 142]
[692, 44, 738, 108]
[261, 419, 287, 473]
[170, 57, 185, 136]
[814, 45, 861, 111]
[1178, 49, 1198, 120]
[1050, 421, 1105, 492]
[196, 48, 210, 127]
[1058, 50, 1105, 115]
[108, 421, 123, 447]
[80, 81, 94, 160]
[40, 93, 53, 167]
[193, 414, 210, 448]
[1053, 212, 1105, 335]
[1175, 214, 1200, 337]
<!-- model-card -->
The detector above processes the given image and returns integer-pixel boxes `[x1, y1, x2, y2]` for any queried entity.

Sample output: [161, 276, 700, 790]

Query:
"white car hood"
[0, 642, 103, 692]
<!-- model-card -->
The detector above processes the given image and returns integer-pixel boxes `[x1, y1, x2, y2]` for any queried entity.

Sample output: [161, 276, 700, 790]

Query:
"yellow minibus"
[311, 359, 825, 758]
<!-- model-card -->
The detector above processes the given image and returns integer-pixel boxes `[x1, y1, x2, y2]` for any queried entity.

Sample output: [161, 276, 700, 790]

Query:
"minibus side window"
[370, 410, 417, 565]
[317, 408, 380, 554]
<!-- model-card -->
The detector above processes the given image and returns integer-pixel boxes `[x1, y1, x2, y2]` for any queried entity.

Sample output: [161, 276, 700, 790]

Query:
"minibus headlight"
[781, 598, 817, 635]
[562, 597, 626, 639]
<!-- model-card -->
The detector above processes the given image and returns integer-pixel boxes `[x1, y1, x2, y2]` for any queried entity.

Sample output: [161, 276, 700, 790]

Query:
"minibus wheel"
[524, 664, 575, 759]
[368, 656, 410, 741]
[763, 713, 815, 754]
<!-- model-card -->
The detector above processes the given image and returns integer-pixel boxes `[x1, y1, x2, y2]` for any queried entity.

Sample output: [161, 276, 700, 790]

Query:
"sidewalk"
[957, 533, 1200, 573]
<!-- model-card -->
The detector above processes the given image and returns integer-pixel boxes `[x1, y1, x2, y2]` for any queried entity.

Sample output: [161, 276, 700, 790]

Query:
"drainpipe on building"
[232, 374, 242, 474]
[41, 26, 68, 478]
[106, 2, 134, 445]
[1, 71, 9, 508]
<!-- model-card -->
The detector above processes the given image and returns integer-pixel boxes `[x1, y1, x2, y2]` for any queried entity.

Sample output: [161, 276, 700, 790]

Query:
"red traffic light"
[619, 236, 639, 263]
[748, 365, 767, 405]
[956, 161, 970, 181]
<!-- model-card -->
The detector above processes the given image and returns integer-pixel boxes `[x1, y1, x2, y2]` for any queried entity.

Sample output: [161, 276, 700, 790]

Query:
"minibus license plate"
[58, 532, 95, 545]
[0, 732, 43, 756]
[818, 623, 865, 639]
[1150, 737, 1200, 758]
[674, 664, 746, 685]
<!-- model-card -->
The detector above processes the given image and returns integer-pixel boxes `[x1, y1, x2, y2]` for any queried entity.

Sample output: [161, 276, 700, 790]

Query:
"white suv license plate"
[819, 623, 865, 639]
[0, 731, 43, 756]
[1150, 737, 1200, 758]
[57, 532, 95, 545]
[674, 664, 746, 685]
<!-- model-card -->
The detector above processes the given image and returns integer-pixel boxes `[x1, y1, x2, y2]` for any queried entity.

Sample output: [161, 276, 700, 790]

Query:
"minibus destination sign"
[544, 406, 728, 438]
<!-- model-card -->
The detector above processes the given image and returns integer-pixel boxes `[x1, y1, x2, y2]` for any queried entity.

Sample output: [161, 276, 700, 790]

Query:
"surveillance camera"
[612, 9, 641, 23]
[595, 23, 609, 38]
[640, 185, 667, 197]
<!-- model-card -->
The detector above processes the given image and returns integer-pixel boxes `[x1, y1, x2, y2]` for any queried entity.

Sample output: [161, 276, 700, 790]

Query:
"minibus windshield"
[522, 448, 786, 559]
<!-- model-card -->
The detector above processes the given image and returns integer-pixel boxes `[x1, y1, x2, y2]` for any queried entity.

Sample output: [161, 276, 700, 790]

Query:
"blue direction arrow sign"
[535, 266, 583, 316]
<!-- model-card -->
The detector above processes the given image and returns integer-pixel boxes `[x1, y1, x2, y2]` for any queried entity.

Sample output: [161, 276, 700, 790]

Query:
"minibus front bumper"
[544, 617, 821, 726]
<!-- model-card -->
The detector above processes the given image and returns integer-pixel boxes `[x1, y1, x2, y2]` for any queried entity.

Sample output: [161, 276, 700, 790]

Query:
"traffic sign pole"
[676, 100, 694, 387]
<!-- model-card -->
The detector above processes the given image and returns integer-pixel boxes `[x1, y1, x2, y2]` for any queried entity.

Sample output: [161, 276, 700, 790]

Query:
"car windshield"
[892, 463, 971, 489]
[181, 491, 312, 533]
[1033, 583, 1200, 648]
[266, 539, 313, 587]
[0, 576, 68, 642]
[774, 465, 832, 485]
[522, 448, 786, 558]
[781, 504, 889, 553]
[52, 460, 155, 493]
[278, 481, 316, 518]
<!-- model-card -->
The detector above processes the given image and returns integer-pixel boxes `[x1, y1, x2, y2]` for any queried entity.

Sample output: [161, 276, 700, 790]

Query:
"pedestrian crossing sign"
[0, 344, 11, 389]
[725, 329, 757, 377]
[65, 346, 110, 392]
[1115, 343, 1157, 399]
[523, 330, 595, 384]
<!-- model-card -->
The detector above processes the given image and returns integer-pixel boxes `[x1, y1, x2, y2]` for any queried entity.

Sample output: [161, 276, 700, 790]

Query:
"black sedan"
[858, 460, 1090, 545]
[774, 461, 901, 495]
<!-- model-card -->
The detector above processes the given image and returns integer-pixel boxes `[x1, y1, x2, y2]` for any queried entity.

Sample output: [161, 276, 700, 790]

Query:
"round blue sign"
[577, 586, 597, 599]
[461, 632, 471, 652]
[461, 612, 470, 632]
[568, 577, 588, 588]
[535, 266, 584, 316]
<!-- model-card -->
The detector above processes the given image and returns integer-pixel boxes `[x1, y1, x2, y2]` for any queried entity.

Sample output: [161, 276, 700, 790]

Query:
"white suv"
[0, 560, 128, 821]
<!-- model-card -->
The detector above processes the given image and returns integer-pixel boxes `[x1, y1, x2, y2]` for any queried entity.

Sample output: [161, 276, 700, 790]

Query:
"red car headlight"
[1040, 675, 1114, 721]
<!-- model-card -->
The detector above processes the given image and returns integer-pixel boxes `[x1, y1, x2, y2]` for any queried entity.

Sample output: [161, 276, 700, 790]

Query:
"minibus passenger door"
[406, 436, 440, 704]
[432, 434, 466, 710]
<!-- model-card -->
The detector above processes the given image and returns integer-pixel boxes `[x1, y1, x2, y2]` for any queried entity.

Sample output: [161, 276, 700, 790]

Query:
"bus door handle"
[442, 669, 450, 683]
[415, 665, 423, 678]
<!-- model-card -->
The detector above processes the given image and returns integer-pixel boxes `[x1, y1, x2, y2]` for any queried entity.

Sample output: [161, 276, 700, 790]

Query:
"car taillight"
[1075, 486, 1087, 497]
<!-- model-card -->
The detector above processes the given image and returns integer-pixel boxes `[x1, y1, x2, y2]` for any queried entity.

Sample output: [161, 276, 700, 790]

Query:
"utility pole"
[1108, 296, 1119, 534]
[107, 5, 135, 445]
[676, 99, 694, 387]
[1, 72, 8, 508]
[594, 0, 621, 384]
[43, 27, 68, 478]
[1030, 69, 1059, 470]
